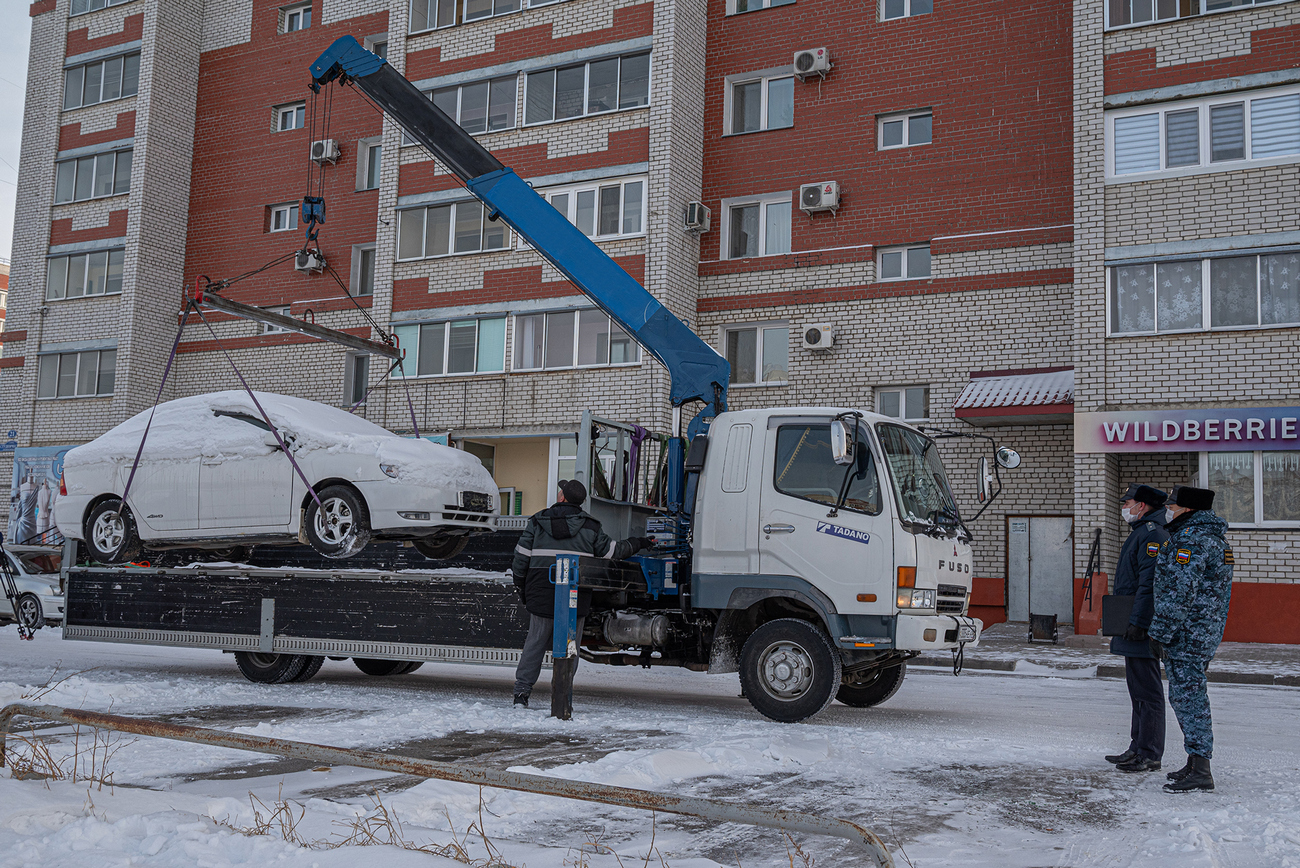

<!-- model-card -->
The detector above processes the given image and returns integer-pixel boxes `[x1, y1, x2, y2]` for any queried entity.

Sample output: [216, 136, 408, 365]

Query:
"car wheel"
[353, 658, 412, 677]
[738, 618, 842, 723]
[303, 485, 371, 559]
[15, 594, 44, 631]
[233, 652, 308, 684]
[836, 662, 907, 708]
[85, 499, 142, 565]
[289, 656, 325, 683]
[412, 535, 468, 560]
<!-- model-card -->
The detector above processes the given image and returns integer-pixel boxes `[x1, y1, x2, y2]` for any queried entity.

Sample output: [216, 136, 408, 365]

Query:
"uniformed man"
[1105, 483, 1170, 773]
[1149, 484, 1234, 793]
[509, 479, 652, 707]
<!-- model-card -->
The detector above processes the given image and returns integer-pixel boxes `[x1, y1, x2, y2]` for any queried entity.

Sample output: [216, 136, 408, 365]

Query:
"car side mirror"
[977, 457, 992, 504]
[996, 446, 1021, 469]
[830, 420, 854, 466]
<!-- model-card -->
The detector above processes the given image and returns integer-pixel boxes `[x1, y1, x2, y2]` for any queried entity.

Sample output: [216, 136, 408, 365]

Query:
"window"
[352, 244, 376, 296]
[524, 52, 650, 125]
[774, 424, 882, 515]
[722, 323, 787, 386]
[54, 150, 132, 203]
[730, 0, 795, 12]
[392, 317, 507, 376]
[465, 0, 520, 21]
[277, 103, 306, 131]
[345, 354, 371, 405]
[370, 39, 389, 59]
[530, 176, 646, 241]
[283, 4, 312, 32]
[877, 386, 930, 423]
[270, 203, 298, 233]
[36, 349, 116, 399]
[397, 201, 509, 259]
[877, 245, 931, 280]
[411, 0, 564, 30]
[427, 76, 517, 134]
[1106, 0, 1282, 29]
[879, 110, 932, 149]
[1109, 252, 1300, 334]
[723, 194, 791, 259]
[63, 53, 140, 111]
[70, 0, 133, 14]
[726, 72, 793, 135]
[513, 309, 641, 371]
[410, 0, 459, 31]
[261, 306, 291, 335]
[1204, 451, 1300, 527]
[1109, 85, 1300, 178]
[45, 250, 125, 300]
[882, 0, 932, 20]
[362, 142, 382, 189]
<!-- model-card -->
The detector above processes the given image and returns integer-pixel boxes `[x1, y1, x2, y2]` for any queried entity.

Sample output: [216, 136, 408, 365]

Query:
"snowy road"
[1, 627, 1297, 868]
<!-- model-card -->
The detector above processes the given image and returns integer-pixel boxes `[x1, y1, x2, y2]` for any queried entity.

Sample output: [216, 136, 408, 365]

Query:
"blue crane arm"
[309, 36, 728, 412]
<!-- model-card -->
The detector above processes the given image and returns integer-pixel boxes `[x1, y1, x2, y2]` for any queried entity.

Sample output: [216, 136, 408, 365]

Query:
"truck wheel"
[398, 661, 423, 674]
[304, 486, 372, 558]
[15, 594, 44, 631]
[837, 662, 907, 708]
[289, 656, 325, 683]
[85, 499, 142, 565]
[739, 618, 842, 723]
[234, 652, 308, 684]
[353, 658, 411, 676]
[412, 535, 468, 560]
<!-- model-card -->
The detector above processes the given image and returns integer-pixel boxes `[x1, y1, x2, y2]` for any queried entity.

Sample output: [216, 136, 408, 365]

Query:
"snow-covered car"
[0, 544, 65, 629]
[55, 391, 497, 563]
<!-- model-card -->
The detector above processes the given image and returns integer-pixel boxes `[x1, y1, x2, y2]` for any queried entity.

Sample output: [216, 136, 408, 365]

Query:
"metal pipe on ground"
[0, 702, 894, 866]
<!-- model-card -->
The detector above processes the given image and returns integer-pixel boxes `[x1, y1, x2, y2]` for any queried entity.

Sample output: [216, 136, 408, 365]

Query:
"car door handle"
[763, 523, 796, 534]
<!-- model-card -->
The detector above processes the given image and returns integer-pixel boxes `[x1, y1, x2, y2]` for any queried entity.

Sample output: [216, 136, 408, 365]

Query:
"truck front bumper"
[895, 613, 982, 651]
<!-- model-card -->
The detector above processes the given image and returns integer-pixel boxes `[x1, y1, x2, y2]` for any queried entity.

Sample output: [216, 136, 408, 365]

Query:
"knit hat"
[1119, 484, 1168, 509]
[558, 478, 587, 506]
[1169, 485, 1215, 511]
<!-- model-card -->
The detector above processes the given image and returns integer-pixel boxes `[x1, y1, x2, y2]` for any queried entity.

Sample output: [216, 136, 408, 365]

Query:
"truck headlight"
[896, 589, 936, 609]
[380, 463, 401, 478]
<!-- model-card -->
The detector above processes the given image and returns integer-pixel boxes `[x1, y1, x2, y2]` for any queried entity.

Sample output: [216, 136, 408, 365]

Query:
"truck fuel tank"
[602, 611, 670, 648]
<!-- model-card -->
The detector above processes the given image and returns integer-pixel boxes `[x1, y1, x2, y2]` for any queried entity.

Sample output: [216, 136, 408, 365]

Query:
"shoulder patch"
[1146, 542, 1160, 557]
[1224, 548, 1235, 565]
[1161, 539, 1170, 550]
[1175, 548, 1192, 565]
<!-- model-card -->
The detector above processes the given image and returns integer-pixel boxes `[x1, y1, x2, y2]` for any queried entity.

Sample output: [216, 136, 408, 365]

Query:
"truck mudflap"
[894, 613, 982, 651]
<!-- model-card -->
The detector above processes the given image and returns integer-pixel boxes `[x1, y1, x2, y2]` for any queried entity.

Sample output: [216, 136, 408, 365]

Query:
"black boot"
[1105, 748, 1138, 765]
[1117, 755, 1161, 773]
[512, 690, 530, 708]
[1166, 756, 1195, 782]
[1163, 755, 1213, 792]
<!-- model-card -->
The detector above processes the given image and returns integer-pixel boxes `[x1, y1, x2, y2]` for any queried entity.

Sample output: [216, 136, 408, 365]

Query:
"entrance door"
[1007, 516, 1074, 623]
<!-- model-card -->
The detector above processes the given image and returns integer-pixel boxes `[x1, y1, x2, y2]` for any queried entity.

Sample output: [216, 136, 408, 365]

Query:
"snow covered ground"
[1, 626, 1298, 868]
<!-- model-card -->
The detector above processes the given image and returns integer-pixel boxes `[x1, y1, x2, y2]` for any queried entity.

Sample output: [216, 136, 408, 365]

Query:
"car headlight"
[896, 589, 936, 609]
[380, 463, 401, 478]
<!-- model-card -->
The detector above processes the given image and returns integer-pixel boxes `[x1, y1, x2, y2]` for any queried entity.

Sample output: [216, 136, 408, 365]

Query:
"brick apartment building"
[1, 0, 1297, 639]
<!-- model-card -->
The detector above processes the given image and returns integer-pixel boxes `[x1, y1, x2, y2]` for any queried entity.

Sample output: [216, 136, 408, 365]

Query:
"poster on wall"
[8, 445, 79, 546]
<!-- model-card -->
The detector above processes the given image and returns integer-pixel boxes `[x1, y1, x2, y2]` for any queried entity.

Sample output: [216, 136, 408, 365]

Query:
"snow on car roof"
[63, 391, 496, 494]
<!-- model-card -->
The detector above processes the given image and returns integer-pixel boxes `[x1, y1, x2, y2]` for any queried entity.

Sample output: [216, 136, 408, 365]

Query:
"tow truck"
[54, 37, 1019, 722]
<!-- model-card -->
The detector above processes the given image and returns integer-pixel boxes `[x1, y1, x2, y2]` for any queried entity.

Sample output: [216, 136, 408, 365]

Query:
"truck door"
[759, 421, 893, 613]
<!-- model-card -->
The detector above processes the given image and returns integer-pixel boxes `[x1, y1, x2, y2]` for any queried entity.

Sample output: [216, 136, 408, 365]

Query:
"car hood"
[373, 438, 496, 495]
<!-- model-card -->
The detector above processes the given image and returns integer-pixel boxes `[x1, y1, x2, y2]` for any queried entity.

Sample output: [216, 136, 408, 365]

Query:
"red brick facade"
[49, 209, 129, 246]
[59, 110, 136, 151]
[65, 11, 143, 56]
[1105, 23, 1300, 94]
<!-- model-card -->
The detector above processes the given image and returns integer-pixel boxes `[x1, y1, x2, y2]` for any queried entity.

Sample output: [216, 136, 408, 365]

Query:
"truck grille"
[937, 583, 968, 614]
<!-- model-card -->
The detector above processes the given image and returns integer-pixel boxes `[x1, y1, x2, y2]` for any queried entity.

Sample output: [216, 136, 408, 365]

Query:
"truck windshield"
[876, 423, 960, 529]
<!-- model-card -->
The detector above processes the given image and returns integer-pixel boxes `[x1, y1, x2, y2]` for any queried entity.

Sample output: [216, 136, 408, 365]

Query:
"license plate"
[958, 624, 976, 642]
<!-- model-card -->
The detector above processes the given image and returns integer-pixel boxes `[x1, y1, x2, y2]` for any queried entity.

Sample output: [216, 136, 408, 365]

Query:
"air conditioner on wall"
[294, 249, 326, 273]
[800, 181, 840, 214]
[802, 324, 835, 350]
[684, 201, 711, 232]
[310, 139, 340, 165]
[793, 47, 832, 80]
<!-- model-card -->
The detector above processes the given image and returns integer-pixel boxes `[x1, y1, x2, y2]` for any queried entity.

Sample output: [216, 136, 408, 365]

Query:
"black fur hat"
[1169, 485, 1215, 510]
[1120, 484, 1168, 509]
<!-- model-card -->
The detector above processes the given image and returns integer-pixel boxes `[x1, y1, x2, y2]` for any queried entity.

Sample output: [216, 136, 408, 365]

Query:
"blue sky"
[1, 5, 32, 263]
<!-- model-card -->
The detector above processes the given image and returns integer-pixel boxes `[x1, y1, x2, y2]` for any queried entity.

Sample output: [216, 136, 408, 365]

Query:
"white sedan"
[1, 544, 64, 629]
[55, 391, 498, 563]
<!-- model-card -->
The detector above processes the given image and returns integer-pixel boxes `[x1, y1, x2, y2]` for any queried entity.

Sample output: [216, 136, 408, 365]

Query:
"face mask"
[1165, 507, 1176, 523]
[1121, 507, 1137, 524]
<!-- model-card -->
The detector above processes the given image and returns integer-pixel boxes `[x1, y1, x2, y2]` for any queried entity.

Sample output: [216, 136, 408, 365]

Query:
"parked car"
[55, 391, 498, 564]
[0, 544, 65, 629]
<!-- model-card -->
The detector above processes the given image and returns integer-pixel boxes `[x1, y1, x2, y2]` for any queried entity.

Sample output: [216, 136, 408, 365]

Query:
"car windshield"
[876, 423, 960, 527]
[13, 551, 61, 575]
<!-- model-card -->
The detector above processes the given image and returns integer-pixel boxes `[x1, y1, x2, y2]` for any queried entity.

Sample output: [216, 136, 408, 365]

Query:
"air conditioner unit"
[294, 249, 326, 273]
[310, 139, 340, 165]
[793, 47, 832, 80]
[800, 181, 840, 214]
[802, 324, 835, 350]
[684, 201, 711, 232]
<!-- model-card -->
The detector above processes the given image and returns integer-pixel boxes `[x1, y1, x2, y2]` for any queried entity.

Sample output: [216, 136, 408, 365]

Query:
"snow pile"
[61, 391, 495, 496]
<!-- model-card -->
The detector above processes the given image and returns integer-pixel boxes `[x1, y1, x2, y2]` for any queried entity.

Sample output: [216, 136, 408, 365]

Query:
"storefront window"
[1204, 451, 1300, 525]
[1206, 452, 1254, 523]
[1262, 452, 1300, 523]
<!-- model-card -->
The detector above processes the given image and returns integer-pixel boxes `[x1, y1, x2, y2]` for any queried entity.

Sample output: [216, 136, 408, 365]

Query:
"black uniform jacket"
[1109, 511, 1170, 658]
[510, 502, 637, 619]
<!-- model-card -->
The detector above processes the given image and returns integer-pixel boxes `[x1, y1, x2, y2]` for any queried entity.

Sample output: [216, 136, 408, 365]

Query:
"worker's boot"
[512, 690, 530, 708]
[1166, 756, 1195, 782]
[1163, 755, 1213, 792]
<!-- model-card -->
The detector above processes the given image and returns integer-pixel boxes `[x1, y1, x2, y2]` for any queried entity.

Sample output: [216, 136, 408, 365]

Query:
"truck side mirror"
[829, 420, 854, 466]
[996, 447, 1021, 469]
[977, 457, 992, 503]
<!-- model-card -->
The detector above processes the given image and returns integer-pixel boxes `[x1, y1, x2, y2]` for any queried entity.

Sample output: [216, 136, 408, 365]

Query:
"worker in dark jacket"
[509, 479, 652, 707]
[1149, 485, 1233, 793]
[1105, 483, 1170, 773]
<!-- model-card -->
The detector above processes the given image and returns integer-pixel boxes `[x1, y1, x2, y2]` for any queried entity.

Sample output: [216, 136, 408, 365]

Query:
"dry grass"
[6, 723, 134, 791]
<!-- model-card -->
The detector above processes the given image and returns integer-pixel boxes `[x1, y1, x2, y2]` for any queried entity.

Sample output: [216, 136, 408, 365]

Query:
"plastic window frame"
[718, 320, 789, 387]
[517, 174, 649, 249]
[719, 192, 793, 260]
[61, 51, 141, 112]
[43, 248, 126, 301]
[509, 307, 643, 372]
[276, 102, 306, 132]
[875, 385, 931, 423]
[520, 51, 652, 129]
[877, 109, 933, 150]
[1199, 450, 1300, 528]
[875, 244, 932, 281]
[282, 3, 312, 33]
[1104, 0, 1295, 31]
[392, 316, 508, 378]
[35, 349, 116, 400]
[722, 69, 795, 136]
[394, 201, 511, 260]
[53, 148, 132, 204]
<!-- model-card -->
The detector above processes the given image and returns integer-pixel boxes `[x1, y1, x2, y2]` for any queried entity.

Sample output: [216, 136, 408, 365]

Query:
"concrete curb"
[913, 656, 1300, 687]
